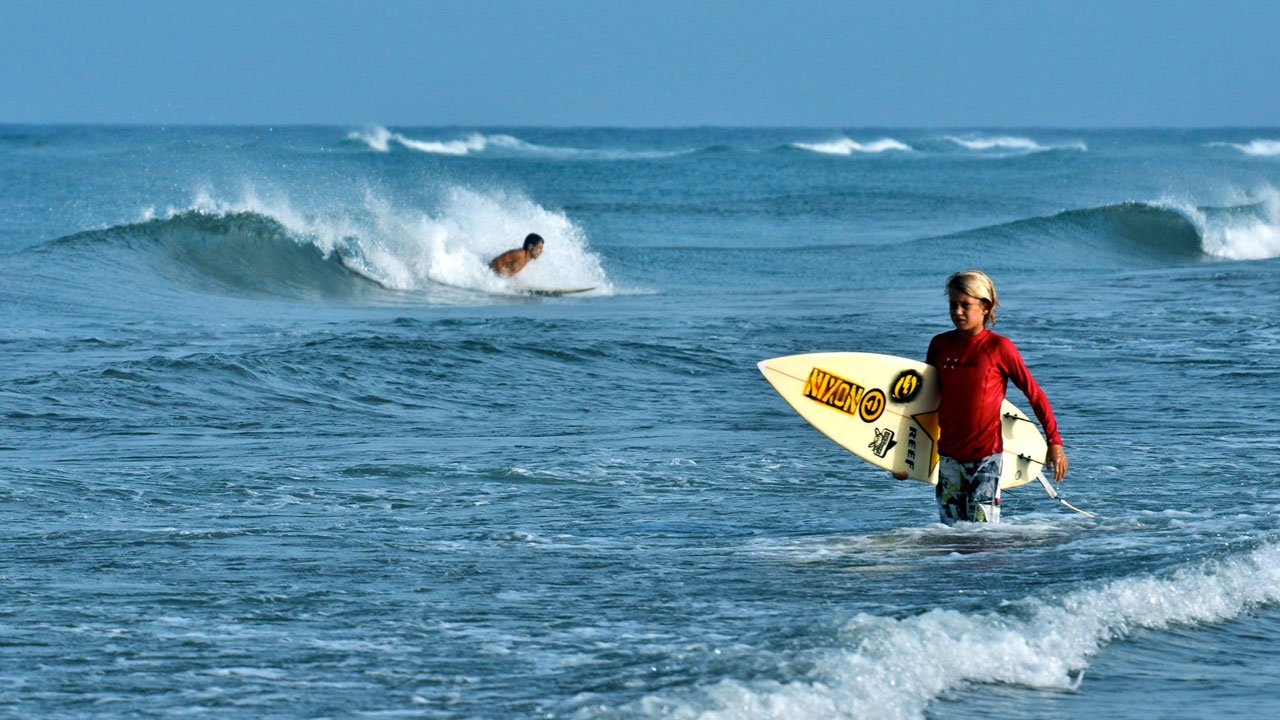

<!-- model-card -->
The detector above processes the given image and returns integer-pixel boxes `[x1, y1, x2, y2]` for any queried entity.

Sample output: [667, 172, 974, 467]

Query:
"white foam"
[396, 132, 527, 156]
[1163, 187, 1280, 261]
[347, 126, 530, 156]
[347, 126, 395, 153]
[792, 138, 913, 155]
[943, 135, 1087, 153]
[400, 186, 612, 294]
[161, 184, 614, 297]
[625, 541, 1280, 720]
[347, 126, 686, 160]
[1211, 139, 1280, 157]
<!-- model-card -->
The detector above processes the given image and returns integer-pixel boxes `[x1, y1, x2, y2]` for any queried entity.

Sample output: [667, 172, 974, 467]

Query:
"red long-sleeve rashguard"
[926, 328, 1061, 463]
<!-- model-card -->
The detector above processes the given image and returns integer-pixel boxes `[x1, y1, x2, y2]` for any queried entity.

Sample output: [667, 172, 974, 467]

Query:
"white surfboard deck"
[759, 352, 1046, 489]
[526, 287, 595, 297]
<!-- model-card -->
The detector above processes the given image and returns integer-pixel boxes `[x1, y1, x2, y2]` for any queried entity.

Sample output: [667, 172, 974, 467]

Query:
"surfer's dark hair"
[523, 233, 544, 250]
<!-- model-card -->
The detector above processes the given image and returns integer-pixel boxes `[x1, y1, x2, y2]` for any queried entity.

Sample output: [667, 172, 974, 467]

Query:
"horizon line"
[4, 121, 1280, 131]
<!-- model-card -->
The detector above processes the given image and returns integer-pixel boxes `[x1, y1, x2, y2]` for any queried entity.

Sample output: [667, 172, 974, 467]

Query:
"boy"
[901, 271, 1068, 524]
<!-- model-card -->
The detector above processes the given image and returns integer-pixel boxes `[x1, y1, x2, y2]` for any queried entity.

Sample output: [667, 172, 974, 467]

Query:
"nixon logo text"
[803, 368, 866, 417]
[803, 368, 887, 422]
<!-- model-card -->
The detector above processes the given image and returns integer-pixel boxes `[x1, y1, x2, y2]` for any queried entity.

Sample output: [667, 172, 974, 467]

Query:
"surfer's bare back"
[489, 233, 544, 277]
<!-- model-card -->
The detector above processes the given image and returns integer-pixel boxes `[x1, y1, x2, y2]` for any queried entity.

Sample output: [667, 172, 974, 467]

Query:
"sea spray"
[1160, 187, 1280, 261]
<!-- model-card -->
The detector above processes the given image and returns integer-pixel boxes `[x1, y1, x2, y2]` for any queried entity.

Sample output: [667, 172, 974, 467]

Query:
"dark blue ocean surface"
[3, 126, 1280, 718]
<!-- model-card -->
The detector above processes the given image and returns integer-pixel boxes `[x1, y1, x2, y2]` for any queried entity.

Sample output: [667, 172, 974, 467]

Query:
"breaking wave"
[47, 186, 614, 303]
[786, 134, 1087, 158]
[346, 127, 531, 156]
[940, 134, 1088, 154]
[791, 138, 914, 155]
[620, 541, 1280, 720]
[1210, 139, 1280, 157]
[927, 193, 1280, 265]
[346, 126, 690, 160]
[1165, 187, 1280, 260]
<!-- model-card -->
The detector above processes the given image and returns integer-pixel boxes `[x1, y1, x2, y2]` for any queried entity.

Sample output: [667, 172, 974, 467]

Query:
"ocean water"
[2, 125, 1280, 719]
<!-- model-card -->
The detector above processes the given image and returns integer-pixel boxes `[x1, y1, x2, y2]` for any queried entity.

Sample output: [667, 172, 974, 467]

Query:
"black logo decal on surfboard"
[905, 426, 918, 469]
[869, 428, 897, 458]
[859, 389, 886, 422]
[890, 370, 922, 403]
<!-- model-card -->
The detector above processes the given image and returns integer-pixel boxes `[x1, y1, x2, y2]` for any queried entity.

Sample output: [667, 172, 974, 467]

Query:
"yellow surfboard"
[758, 352, 1046, 489]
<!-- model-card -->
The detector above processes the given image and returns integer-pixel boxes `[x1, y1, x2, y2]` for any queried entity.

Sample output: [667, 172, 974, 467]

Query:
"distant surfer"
[489, 233, 544, 277]
[896, 271, 1068, 524]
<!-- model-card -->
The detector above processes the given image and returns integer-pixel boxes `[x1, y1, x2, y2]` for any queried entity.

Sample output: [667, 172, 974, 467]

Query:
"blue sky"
[2, 0, 1277, 126]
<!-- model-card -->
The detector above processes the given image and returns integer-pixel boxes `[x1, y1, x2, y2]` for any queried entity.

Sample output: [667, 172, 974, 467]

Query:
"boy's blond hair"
[946, 270, 999, 326]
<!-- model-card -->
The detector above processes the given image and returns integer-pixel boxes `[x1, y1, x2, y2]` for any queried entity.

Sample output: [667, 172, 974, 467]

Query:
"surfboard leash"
[1033, 471, 1095, 518]
[1004, 422, 1096, 519]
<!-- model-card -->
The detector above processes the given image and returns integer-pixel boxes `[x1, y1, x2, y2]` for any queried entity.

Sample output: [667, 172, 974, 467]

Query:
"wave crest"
[1164, 187, 1280, 260]
[347, 127, 528, 156]
[791, 137, 913, 155]
[346, 126, 690, 160]
[56, 186, 614, 303]
[930, 201, 1204, 265]
[1210, 139, 1280, 157]
[627, 541, 1280, 720]
[942, 134, 1088, 154]
[929, 193, 1280, 266]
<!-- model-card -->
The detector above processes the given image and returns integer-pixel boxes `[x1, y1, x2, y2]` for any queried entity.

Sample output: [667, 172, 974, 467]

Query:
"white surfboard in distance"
[758, 352, 1046, 490]
[525, 287, 595, 297]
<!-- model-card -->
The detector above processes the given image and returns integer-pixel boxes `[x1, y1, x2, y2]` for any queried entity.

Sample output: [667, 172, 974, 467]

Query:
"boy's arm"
[1000, 339, 1061, 446]
[1001, 339, 1068, 481]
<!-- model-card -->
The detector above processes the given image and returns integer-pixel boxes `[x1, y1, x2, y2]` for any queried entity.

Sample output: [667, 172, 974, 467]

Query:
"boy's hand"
[1047, 444, 1068, 482]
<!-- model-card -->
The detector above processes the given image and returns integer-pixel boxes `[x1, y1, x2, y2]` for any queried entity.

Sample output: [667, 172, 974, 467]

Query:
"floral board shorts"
[936, 453, 1002, 525]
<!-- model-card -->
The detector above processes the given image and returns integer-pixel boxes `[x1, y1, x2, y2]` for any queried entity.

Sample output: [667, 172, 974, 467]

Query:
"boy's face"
[949, 291, 988, 335]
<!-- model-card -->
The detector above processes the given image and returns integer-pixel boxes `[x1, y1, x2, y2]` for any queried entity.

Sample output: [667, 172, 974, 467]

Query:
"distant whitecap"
[791, 137, 913, 155]
[1210, 139, 1280, 157]
[943, 135, 1087, 153]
